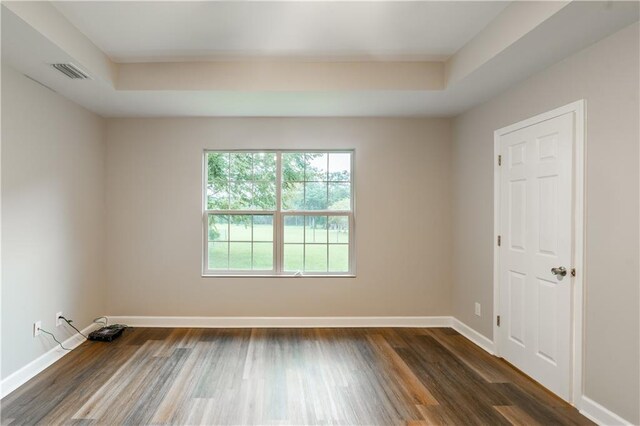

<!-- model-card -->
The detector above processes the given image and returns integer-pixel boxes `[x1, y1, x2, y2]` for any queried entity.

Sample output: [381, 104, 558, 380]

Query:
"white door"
[498, 112, 574, 401]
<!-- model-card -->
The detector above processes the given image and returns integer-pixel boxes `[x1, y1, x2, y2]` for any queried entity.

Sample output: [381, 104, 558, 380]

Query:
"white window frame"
[202, 149, 355, 277]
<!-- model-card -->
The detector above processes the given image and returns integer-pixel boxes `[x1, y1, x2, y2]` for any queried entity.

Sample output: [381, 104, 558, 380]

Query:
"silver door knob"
[551, 266, 567, 277]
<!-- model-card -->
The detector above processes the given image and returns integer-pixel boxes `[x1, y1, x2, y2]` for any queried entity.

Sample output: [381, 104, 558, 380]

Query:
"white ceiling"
[2, 1, 639, 117]
[52, 1, 508, 62]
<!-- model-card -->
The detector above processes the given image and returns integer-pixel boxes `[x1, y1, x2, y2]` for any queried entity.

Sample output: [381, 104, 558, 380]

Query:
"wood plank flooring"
[1, 327, 594, 425]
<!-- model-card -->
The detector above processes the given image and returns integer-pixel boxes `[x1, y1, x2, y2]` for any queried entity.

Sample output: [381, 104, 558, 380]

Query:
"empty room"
[1, 1, 639, 425]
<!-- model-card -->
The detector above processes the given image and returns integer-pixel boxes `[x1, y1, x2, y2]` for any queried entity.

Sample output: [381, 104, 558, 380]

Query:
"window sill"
[201, 274, 357, 279]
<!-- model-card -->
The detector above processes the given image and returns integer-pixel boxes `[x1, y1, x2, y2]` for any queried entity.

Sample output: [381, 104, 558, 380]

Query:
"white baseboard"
[579, 396, 633, 426]
[0, 322, 100, 399]
[451, 318, 496, 355]
[107, 315, 454, 328]
[108, 316, 497, 358]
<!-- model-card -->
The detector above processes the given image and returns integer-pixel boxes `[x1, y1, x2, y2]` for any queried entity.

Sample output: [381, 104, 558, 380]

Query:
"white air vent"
[50, 63, 91, 80]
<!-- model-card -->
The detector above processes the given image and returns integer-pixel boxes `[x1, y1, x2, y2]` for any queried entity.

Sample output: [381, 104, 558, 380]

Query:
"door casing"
[493, 100, 585, 406]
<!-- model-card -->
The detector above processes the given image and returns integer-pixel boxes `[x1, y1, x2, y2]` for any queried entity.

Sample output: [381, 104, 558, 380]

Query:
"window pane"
[328, 153, 351, 182]
[206, 183, 214, 209]
[252, 181, 276, 210]
[282, 182, 304, 210]
[305, 244, 328, 272]
[304, 182, 328, 210]
[229, 242, 252, 269]
[282, 153, 305, 181]
[252, 215, 273, 242]
[281, 152, 352, 212]
[305, 153, 328, 181]
[229, 216, 252, 241]
[230, 153, 253, 181]
[284, 216, 304, 243]
[208, 215, 229, 241]
[229, 181, 252, 210]
[208, 242, 228, 270]
[208, 183, 230, 210]
[305, 216, 327, 244]
[328, 182, 350, 210]
[328, 216, 349, 243]
[329, 245, 349, 272]
[207, 152, 229, 183]
[253, 152, 276, 181]
[207, 214, 275, 272]
[252, 242, 273, 270]
[284, 244, 303, 271]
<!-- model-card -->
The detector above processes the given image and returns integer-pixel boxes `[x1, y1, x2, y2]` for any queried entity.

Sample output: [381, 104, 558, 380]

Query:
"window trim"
[202, 149, 356, 277]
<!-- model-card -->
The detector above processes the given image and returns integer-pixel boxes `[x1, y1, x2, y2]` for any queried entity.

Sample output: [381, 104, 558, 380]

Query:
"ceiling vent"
[50, 63, 91, 80]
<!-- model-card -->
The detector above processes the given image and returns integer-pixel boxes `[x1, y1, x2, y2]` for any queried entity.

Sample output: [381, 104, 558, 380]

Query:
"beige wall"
[1, 65, 107, 379]
[105, 118, 452, 317]
[451, 23, 639, 423]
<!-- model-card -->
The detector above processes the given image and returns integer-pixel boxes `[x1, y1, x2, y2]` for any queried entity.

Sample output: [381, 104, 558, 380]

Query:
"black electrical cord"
[59, 316, 88, 339]
[38, 328, 72, 351]
[41, 317, 129, 351]
[59, 315, 131, 346]
[93, 316, 108, 326]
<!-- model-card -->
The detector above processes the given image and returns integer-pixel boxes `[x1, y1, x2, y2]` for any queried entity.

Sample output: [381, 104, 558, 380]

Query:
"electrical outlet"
[56, 312, 63, 327]
[33, 321, 42, 337]
[475, 303, 481, 317]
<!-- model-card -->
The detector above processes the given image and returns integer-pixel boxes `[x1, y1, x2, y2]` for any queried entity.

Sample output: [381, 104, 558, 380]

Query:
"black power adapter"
[88, 324, 127, 342]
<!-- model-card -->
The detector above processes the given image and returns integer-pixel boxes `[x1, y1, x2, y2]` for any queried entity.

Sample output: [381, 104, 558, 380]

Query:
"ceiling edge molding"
[116, 61, 445, 91]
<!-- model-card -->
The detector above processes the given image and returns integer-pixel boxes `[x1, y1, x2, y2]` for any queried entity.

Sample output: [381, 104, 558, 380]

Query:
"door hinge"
[497, 315, 501, 327]
[497, 235, 501, 246]
[498, 155, 502, 166]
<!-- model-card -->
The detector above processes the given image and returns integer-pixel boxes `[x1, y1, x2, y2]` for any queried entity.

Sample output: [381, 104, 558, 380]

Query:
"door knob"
[551, 266, 567, 277]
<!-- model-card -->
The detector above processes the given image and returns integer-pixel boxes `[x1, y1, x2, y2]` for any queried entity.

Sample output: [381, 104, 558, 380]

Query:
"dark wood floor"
[1, 327, 593, 425]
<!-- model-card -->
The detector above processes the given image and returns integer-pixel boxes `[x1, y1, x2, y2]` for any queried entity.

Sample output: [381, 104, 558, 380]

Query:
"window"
[204, 150, 354, 276]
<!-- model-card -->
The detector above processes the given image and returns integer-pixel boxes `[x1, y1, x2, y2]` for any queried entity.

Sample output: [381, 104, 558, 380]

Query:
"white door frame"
[493, 100, 586, 406]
